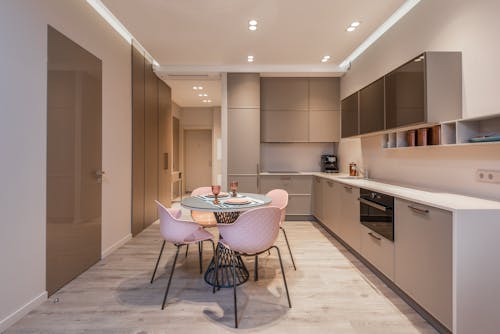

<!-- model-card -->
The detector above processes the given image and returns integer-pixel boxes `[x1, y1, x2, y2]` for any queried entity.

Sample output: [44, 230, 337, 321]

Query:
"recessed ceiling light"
[248, 25, 257, 31]
[351, 21, 361, 27]
[193, 86, 198, 90]
[346, 26, 356, 32]
[207, 99, 212, 103]
[203, 93, 208, 97]
[198, 93, 203, 97]
[248, 56, 254, 62]
[198, 86, 203, 90]
[249, 20, 258, 26]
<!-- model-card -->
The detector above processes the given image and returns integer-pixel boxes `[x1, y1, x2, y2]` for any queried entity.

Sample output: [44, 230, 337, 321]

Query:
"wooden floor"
[7, 209, 437, 333]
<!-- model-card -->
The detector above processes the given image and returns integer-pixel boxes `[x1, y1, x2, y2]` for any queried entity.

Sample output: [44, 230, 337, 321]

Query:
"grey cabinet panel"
[261, 110, 309, 142]
[309, 110, 340, 142]
[228, 108, 260, 174]
[341, 92, 359, 138]
[228, 73, 260, 108]
[322, 179, 339, 233]
[309, 77, 340, 110]
[312, 177, 324, 220]
[259, 175, 312, 194]
[287, 195, 311, 215]
[338, 185, 360, 252]
[359, 225, 395, 280]
[359, 77, 385, 134]
[261, 77, 309, 110]
[228, 175, 258, 193]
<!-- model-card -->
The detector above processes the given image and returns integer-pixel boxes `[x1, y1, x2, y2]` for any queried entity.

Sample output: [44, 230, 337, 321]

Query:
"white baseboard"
[101, 233, 132, 258]
[0, 291, 47, 332]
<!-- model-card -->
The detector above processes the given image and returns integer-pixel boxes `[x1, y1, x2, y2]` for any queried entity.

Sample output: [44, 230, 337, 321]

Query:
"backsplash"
[260, 142, 335, 172]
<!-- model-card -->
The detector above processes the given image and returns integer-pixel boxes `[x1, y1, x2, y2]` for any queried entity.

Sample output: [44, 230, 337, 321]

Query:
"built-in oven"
[358, 188, 394, 241]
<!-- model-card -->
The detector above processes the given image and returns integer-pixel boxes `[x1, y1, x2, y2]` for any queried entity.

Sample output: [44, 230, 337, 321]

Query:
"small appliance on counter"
[321, 154, 339, 173]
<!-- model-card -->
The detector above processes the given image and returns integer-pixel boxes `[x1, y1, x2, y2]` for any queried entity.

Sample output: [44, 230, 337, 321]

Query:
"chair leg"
[254, 255, 259, 281]
[185, 244, 189, 257]
[232, 252, 238, 328]
[161, 245, 180, 310]
[151, 240, 166, 283]
[273, 246, 292, 308]
[281, 227, 297, 270]
[213, 243, 219, 294]
[198, 241, 203, 274]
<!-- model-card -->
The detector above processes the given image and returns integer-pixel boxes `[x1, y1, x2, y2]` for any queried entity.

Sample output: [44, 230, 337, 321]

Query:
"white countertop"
[259, 171, 500, 211]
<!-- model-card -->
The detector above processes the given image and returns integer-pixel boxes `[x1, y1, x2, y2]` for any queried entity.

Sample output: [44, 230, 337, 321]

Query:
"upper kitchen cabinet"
[359, 77, 385, 134]
[261, 77, 309, 110]
[261, 77, 340, 142]
[228, 73, 261, 108]
[385, 52, 462, 129]
[341, 92, 359, 138]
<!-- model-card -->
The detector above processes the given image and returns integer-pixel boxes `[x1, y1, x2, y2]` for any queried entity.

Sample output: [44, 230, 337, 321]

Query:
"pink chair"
[190, 186, 218, 227]
[253, 189, 296, 279]
[151, 200, 215, 310]
[216, 206, 292, 328]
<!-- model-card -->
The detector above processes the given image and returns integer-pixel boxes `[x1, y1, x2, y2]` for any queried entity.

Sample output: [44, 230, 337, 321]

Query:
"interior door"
[184, 130, 212, 192]
[46, 26, 102, 295]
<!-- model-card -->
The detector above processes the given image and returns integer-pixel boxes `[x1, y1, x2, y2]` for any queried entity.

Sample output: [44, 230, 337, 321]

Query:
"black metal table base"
[203, 211, 249, 288]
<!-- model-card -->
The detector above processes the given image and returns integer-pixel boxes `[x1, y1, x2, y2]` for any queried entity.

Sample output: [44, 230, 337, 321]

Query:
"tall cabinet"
[227, 73, 260, 192]
[132, 44, 172, 236]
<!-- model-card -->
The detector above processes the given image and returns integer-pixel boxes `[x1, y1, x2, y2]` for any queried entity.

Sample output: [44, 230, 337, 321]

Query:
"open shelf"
[381, 114, 500, 150]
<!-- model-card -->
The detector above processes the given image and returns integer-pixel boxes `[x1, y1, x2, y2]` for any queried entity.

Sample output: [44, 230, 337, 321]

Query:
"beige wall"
[261, 143, 335, 172]
[0, 0, 131, 329]
[339, 0, 500, 201]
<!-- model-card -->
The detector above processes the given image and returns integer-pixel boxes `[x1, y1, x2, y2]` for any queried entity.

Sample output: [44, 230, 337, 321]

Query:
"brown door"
[46, 26, 102, 295]
[184, 130, 212, 192]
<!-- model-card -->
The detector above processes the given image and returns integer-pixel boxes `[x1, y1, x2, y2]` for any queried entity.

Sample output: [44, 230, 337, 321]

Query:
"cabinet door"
[261, 77, 309, 110]
[228, 73, 260, 108]
[322, 179, 339, 233]
[341, 92, 359, 138]
[360, 225, 395, 280]
[228, 108, 260, 174]
[359, 77, 385, 134]
[309, 78, 340, 110]
[312, 177, 324, 221]
[338, 185, 360, 252]
[394, 199, 452, 330]
[261, 109, 309, 142]
[287, 195, 311, 215]
[228, 175, 258, 193]
[309, 110, 340, 142]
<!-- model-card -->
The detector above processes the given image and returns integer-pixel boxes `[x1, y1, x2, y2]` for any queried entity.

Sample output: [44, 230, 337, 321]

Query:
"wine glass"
[230, 181, 238, 197]
[211, 185, 221, 204]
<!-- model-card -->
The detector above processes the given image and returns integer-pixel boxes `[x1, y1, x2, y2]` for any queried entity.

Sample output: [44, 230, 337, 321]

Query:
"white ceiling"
[102, 0, 407, 106]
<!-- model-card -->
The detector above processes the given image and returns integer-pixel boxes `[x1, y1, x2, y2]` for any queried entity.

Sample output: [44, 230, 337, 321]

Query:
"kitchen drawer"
[359, 225, 394, 280]
[287, 194, 311, 215]
[260, 175, 312, 194]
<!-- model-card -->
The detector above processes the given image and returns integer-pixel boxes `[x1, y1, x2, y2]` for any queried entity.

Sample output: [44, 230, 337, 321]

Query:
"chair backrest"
[191, 186, 213, 197]
[155, 200, 199, 244]
[266, 189, 288, 222]
[218, 206, 281, 255]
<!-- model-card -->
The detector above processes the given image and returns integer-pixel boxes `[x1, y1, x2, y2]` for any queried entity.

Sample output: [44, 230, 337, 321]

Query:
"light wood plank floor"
[7, 213, 437, 333]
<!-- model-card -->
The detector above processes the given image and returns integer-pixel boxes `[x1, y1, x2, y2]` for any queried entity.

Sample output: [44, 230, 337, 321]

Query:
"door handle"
[408, 205, 429, 214]
[358, 197, 388, 212]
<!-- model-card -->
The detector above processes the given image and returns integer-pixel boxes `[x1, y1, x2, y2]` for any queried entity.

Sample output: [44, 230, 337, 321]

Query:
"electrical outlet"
[476, 169, 500, 183]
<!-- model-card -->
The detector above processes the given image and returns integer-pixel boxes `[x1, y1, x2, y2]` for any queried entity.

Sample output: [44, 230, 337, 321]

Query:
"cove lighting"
[86, 0, 160, 66]
[339, 0, 421, 69]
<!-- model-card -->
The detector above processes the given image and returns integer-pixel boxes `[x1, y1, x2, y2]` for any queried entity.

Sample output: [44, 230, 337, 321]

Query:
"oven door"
[359, 197, 394, 241]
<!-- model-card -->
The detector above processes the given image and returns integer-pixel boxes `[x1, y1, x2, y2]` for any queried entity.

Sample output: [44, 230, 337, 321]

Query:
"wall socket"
[476, 169, 500, 183]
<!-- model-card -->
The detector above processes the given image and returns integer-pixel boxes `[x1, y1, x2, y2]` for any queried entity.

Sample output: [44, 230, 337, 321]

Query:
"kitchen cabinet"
[312, 177, 324, 221]
[341, 92, 359, 138]
[227, 73, 260, 190]
[359, 77, 385, 134]
[394, 198, 452, 330]
[359, 225, 394, 280]
[260, 174, 312, 216]
[337, 185, 360, 252]
[261, 77, 340, 143]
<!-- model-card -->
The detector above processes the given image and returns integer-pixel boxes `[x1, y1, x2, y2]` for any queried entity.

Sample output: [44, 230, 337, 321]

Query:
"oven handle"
[358, 197, 388, 212]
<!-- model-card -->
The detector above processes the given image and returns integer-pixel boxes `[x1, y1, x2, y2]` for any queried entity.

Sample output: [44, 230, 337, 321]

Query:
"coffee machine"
[321, 154, 339, 173]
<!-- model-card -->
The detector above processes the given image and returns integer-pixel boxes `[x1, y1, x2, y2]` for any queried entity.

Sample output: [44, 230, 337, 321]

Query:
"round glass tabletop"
[181, 192, 271, 212]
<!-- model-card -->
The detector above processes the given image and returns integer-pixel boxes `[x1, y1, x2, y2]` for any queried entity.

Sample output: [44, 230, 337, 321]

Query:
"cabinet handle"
[344, 186, 352, 191]
[368, 232, 382, 241]
[408, 205, 429, 214]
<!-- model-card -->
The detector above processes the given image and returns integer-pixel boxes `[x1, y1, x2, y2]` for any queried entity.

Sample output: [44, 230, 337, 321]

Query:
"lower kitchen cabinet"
[312, 177, 324, 221]
[394, 198, 452, 330]
[337, 185, 360, 252]
[322, 179, 339, 232]
[229, 174, 258, 193]
[287, 195, 311, 215]
[359, 225, 395, 280]
[260, 174, 312, 216]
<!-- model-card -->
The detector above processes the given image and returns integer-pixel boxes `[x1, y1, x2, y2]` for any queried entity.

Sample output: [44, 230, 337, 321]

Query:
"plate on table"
[224, 198, 251, 205]
[204, 192, 230, 198]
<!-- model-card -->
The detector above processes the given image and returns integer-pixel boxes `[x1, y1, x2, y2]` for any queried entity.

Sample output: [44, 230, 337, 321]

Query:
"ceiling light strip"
[339, 0, 421, 69]
[86, 0, 159, 66]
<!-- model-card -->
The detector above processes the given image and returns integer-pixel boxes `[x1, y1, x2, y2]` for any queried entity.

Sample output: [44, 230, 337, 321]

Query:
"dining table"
[181, 192, 272, 288]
